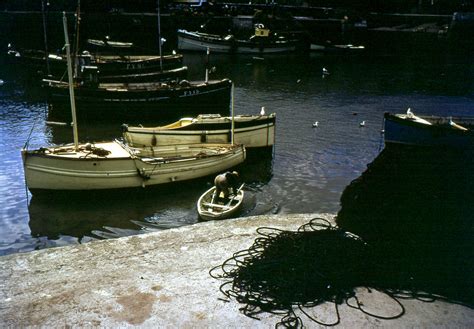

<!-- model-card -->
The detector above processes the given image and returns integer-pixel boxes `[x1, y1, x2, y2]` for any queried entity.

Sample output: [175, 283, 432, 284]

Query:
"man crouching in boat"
[212, 171, 240, 203]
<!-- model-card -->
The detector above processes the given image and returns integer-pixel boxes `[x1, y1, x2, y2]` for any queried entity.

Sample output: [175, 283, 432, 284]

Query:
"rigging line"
[23, 114, 42, 150]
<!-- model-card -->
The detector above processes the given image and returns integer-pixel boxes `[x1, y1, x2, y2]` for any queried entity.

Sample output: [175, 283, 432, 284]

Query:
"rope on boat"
[23, 115, 43, 150]
[209, 217, 466, 328]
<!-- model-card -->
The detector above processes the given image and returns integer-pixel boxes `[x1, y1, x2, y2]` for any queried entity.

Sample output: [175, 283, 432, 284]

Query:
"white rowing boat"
[197, 184, 245, 221]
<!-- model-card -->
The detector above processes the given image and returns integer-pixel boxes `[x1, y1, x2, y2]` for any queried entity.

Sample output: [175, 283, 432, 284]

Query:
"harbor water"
[1, 51, 473, 256]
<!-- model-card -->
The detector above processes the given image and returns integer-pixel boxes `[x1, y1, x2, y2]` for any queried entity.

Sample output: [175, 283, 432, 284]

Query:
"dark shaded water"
[1, 51, 473, 256]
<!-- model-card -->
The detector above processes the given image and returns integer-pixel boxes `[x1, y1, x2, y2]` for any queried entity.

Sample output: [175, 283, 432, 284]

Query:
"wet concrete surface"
[1, 213, 473, 327]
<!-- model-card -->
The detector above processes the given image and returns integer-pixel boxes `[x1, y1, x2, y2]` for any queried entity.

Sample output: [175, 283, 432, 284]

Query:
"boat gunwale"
[125, 115, 276, 134]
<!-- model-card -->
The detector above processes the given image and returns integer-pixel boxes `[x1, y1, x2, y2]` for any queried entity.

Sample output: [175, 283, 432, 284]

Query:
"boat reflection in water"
[336, 144, 473, 304]
[27, 147, 274, 242]
[27, 179, 207, 242]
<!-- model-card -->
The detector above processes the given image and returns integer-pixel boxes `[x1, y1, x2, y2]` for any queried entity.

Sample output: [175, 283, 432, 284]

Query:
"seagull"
[260, 106, 265, 116]
[359, 120, 366, 127]
[322, 67, 330, 78]
[312, 121, 319, 128]
[296, 79, 301, 83]
[406, 107, 414, 118]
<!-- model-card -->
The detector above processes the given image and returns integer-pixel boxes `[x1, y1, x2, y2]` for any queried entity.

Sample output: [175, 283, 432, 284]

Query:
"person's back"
[213, 171, 239, 203]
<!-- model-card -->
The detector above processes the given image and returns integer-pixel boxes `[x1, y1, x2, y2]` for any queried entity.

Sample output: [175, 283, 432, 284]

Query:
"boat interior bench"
[202, 202, 231, 210]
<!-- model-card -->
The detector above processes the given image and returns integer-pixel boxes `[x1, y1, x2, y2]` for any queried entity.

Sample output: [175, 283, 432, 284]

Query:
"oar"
[226, 183, 245, 207]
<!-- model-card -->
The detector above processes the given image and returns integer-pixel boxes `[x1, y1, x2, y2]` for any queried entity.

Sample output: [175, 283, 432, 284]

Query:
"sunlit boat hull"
[22, 141, 246, 193]
[123, 113, 276, 148]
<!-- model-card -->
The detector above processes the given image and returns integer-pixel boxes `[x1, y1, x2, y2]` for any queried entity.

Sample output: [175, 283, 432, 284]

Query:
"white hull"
[123, 114, 276, 148]
[177, 30, 297, 54]
[197, 185, 244, 221]
[22, 141, 246, 192]
[178, 34, 232, 53]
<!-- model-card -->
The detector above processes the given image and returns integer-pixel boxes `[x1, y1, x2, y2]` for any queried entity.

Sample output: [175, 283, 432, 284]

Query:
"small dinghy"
[197, 184, 245, 221]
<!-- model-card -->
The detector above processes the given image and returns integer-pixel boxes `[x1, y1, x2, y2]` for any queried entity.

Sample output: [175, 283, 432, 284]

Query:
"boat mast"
[63, 12, 80, 150]
[205, 47, 209, 83]
[231, 82, 235, 145]
[157, 0, 163, 72]
[41, 0, 50, 76]
[73, 0, 81, 78]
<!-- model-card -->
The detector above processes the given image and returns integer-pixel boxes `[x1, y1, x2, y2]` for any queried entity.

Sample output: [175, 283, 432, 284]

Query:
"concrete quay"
[1, 213, 473, 328]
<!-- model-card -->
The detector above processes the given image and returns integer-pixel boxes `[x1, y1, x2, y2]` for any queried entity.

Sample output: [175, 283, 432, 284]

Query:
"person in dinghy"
[212, 171, 240, 203]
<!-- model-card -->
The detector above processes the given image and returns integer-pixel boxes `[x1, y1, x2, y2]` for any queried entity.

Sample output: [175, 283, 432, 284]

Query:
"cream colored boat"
[197, 184, 245, 221]
[22, 141, 245, 193]
[123, 113, 276, 148]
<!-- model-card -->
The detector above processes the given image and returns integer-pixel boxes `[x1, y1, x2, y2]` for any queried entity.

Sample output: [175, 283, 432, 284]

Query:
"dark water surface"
[1, 52, 473, 256]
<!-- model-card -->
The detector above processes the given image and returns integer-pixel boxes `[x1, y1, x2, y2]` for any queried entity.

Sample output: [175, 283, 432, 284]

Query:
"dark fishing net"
[210, 217, 471, 328]
[210, 218, 369, 326]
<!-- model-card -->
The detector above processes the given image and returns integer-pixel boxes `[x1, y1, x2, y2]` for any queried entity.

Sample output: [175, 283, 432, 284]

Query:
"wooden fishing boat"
[21, 13, 246, 195]
[177, 24, 299, 54]
[22, 141, 246, 193]
[197, 184, 245, 221]
[83, 65, 188, 83]
[86, 38, 134, 50]
[122, 113, 276, 148]
[6, 46, 184, 80]
[43, 78, 233, 122]
[384, 109, 474, 147]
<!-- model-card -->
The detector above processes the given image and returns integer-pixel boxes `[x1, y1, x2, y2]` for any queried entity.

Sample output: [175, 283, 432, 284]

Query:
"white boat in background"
[197, 184, 245, 221]
[177, 24, 299, 54]
[21, 13, 246, 194]
[122, 112, 276, 148]
[86, 38, 134, 49]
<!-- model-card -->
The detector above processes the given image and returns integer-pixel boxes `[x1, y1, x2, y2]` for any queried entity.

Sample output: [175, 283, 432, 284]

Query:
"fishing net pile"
[210, 217, 469, 327]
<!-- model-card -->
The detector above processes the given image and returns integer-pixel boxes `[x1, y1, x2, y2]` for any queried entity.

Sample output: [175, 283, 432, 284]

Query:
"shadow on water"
[27, 179, 203, 241]
[210, 144, 473, 327]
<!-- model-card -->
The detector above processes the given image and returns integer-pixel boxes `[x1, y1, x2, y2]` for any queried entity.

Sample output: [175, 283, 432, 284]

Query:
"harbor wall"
[1, 212, 473, 327]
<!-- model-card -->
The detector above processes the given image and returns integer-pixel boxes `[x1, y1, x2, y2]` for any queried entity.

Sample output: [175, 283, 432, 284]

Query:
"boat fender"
[137, 168, 150, 180]
[201, 132, 207, 143]
[179, 80, 190, 87]
[151, 135, 157, 146]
